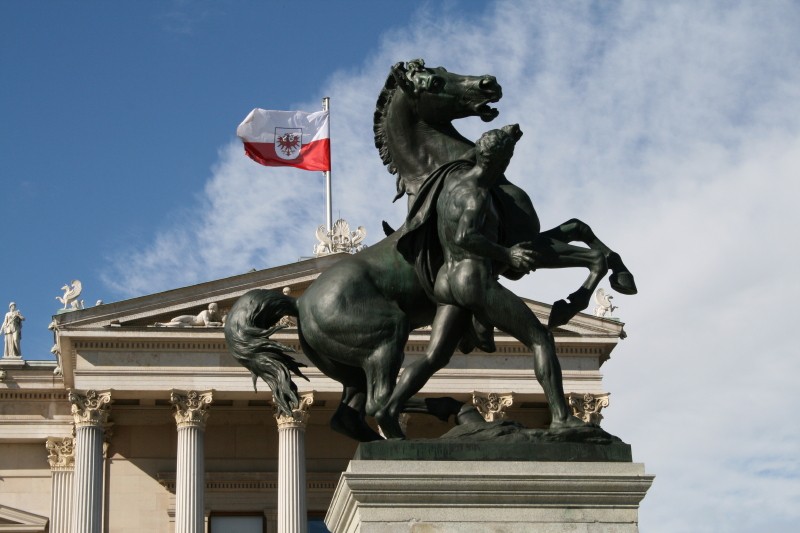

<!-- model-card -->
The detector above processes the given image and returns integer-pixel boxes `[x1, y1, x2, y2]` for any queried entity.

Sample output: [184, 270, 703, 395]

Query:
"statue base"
[353, 420, 632, 462]
[326, 441, 654, 532]
[0, 356, 25, 368]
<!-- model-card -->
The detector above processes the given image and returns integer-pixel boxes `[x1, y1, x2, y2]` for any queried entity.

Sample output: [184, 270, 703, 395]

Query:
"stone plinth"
[326, 459, 654, 533]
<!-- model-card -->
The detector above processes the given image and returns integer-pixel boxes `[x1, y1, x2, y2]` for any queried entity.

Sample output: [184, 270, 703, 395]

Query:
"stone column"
[68, 389, 111, 533]
[171, 390, 213, 533]
[46, 434, 75, 533]
[275, 392, 314, 533]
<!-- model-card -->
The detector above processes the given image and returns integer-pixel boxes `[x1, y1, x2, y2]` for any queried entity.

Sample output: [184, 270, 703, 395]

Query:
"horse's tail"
[224, 289, 308, 415]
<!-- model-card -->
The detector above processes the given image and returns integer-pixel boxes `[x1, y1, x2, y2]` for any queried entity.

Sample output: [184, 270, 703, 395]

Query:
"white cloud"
[103, 1, 800, 530]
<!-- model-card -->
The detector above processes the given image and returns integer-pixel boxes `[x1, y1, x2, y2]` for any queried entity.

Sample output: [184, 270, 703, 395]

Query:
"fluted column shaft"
[276, 393, 313, 533]
[68, 390, 111, 533]
[171, 390, 212, 533]
[46, 436, 75, 533]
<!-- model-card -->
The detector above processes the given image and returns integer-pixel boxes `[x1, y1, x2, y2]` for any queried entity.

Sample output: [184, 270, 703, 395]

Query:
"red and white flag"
[237, 109, 330, 171]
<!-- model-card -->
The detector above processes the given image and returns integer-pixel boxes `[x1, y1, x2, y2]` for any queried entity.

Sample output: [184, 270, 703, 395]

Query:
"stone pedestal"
[171, 390, 213, 533]
[0, 356, 25, 368]
[326, 458, 654, 533]
[275, 392, 314, 533]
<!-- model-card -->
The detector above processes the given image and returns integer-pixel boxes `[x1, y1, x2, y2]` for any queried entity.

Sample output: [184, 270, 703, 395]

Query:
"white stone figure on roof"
[2, 302, 25, 358]
[155, 303, 224, 327]
[593, 288, 618, 318]
[56, 280, 84, 310]
[314, 218, 367, 256]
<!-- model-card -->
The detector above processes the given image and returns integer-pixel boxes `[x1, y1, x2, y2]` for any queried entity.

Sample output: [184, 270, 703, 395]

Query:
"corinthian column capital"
[472, 391, 514, 422]
[568, 392, 610, 425]
[46, 435, 75, 471]
[170, 390, 213, 429]
[68, 389, 112, 428]
[275, 392, 314, 429]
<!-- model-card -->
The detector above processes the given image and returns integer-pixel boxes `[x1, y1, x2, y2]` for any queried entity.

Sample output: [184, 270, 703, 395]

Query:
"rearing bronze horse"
[374, 59, 636, 321]
[225, 59, 636, 441]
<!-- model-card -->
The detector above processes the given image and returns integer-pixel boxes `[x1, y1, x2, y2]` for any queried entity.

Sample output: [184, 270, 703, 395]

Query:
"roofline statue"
[225, 59, 637, 442]
[155, 303, 225, 328]
[2, 302, 24, 358]
[56, 280, 83, 311]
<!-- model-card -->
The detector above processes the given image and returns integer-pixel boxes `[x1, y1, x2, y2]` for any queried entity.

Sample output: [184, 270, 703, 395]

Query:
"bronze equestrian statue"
[225, 60, 636, 441]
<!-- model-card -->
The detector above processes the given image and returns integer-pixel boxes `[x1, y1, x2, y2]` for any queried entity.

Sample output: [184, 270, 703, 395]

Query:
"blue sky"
[0, 0, 432, 358]
[3, 1, 800, 531]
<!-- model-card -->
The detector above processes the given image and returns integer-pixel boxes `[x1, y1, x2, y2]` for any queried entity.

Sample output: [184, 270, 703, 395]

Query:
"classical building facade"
[0, 254, 626, 532]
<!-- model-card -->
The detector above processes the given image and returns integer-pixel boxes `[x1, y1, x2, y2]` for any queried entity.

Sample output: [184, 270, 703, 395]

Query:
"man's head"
[208, 303, 218, 313]
[8, 302, 15, 311]
[475, 125, 521, 170]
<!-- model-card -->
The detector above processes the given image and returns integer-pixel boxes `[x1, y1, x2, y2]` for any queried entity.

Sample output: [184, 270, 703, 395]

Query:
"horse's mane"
[373, 69, 399, 175]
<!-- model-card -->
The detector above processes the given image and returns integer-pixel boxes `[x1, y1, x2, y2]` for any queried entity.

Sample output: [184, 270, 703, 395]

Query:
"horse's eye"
[429, 76, 445, 92]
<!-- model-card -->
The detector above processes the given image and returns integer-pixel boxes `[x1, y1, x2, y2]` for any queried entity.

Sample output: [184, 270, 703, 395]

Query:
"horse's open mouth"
[476, 102, 500, 122]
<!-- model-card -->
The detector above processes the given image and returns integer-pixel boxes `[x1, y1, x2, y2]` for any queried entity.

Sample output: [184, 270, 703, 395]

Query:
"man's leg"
[376, 304, 471, 426]
[470, 282, 583, 427]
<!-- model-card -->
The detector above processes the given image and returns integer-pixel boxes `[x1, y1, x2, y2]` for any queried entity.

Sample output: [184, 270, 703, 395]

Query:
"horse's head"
[374, 59, 505, 198]
[390, 59, 502, 123]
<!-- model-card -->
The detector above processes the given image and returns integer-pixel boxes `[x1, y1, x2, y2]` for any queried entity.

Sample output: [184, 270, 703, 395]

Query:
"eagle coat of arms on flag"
[274, 127, 303, 160]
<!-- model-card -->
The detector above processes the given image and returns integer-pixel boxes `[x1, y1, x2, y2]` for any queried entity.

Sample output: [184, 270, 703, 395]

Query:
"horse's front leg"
[540, 218, 637, 295]
[530, 237, 609, 329]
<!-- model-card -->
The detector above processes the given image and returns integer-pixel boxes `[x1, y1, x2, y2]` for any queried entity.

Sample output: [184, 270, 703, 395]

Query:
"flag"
[237, 109, 330, 171]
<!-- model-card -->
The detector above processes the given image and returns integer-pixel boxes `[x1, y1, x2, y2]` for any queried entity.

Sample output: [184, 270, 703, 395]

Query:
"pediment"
[53, 254, 345, 330]
[53, 252, 625, 340]
[0, 505, 48, 532]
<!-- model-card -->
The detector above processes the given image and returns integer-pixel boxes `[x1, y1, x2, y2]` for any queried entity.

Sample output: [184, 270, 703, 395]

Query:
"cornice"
[53, 256, 344, 329]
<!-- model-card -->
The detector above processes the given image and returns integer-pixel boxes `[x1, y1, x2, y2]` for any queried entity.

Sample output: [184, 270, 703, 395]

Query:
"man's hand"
[507, 242, 539, 272]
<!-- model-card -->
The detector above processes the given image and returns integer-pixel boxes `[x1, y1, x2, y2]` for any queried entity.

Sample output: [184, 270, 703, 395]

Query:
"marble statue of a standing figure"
[2, 302, 24, 357]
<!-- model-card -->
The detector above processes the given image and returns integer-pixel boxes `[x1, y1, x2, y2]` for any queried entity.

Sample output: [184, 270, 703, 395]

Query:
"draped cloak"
[396, 159, 473, 300]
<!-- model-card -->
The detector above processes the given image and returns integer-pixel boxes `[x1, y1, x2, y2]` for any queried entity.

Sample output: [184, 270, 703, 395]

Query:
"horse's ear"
[390, 62, 416, 96]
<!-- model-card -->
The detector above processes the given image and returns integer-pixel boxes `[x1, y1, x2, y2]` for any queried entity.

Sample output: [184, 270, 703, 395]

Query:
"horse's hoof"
[548, 299, 572, 329]
[456, 405, 488, 425]
[610, 271, 638, 295]
[424, 397, 465, 422]
[607, 253, 638, 295]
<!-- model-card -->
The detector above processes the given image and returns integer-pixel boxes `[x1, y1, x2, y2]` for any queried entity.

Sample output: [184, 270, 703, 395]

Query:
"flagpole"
[322, 96, 332, 231]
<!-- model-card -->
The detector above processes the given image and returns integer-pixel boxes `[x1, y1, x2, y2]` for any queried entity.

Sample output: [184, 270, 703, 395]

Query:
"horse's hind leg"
[298, 332, 382, 442]
[531, 237, 609, 328]
[365, 322, 409, 439]
[330, 384, 383, 442]
[402, 396, 486, 425]
[541, 218, 637, 295]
